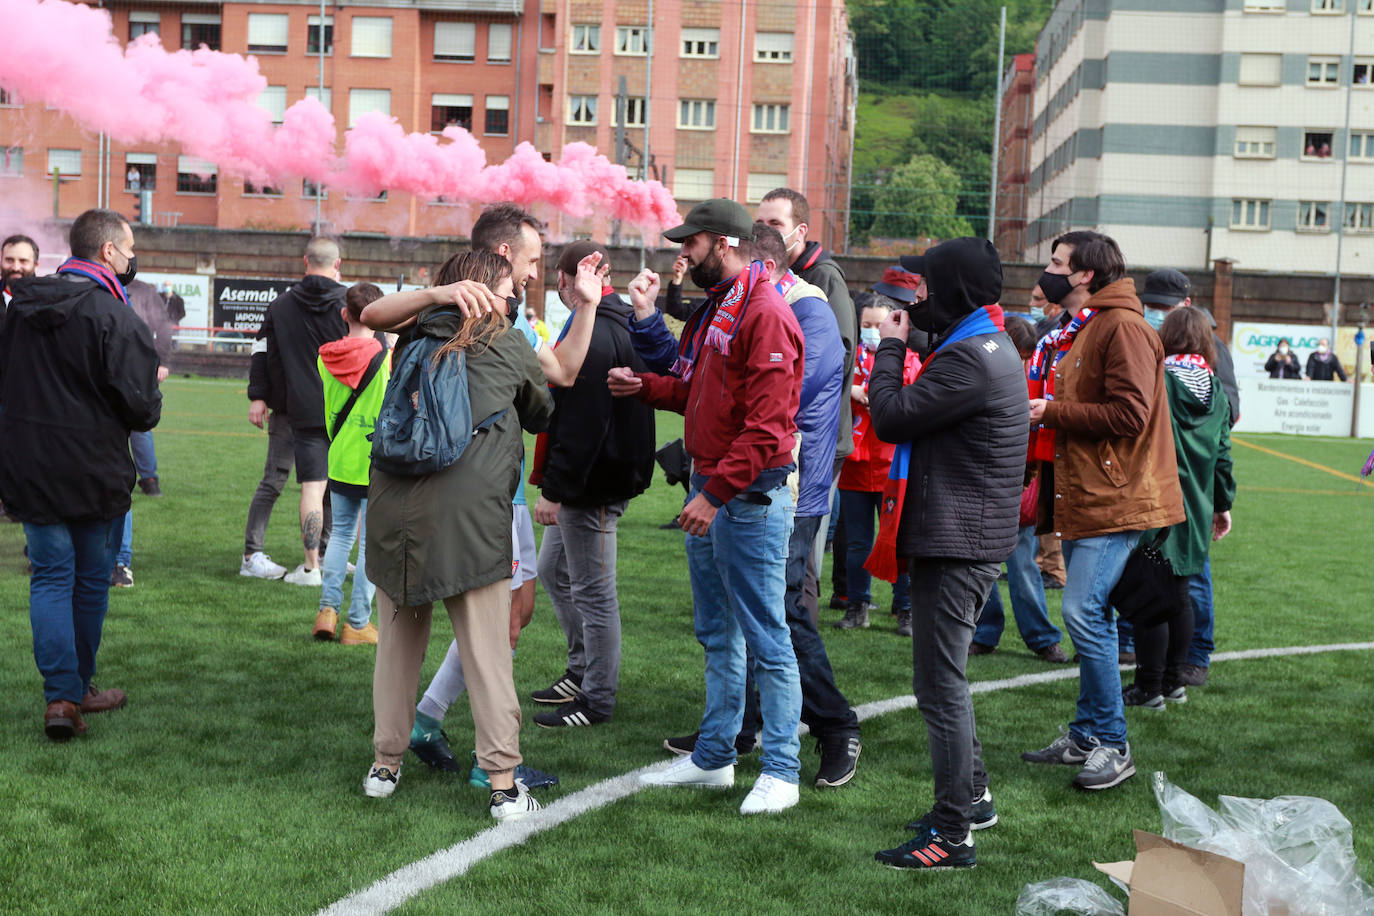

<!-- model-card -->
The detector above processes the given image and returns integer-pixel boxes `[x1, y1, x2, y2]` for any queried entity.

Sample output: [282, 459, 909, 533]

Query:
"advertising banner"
[211, 277, 295, 335]
[140, 271, 209, 335]
[1229, 322, 1361, 380]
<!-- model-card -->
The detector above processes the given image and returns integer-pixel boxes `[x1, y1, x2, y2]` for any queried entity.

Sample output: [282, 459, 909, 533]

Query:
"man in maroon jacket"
[609, 199, 806, 816]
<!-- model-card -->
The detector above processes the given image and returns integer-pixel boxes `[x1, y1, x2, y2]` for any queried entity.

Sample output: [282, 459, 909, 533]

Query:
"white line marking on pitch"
[317, 640, 1374, 916]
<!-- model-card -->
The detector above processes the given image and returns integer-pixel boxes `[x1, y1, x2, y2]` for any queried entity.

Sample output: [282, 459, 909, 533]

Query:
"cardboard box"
[1093, 830, 1245, 916]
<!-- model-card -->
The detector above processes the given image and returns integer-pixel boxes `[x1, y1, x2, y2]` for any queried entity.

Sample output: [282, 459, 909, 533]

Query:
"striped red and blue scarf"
[1024, 305, 1097, 463]
[670, 260, 767, 381]
[56, 257, 128, 307]
[864, 305, 1005, 583]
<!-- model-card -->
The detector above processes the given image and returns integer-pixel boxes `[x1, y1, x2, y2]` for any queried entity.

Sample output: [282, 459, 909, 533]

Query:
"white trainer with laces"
[739, 773, 800, 815]
[640, 755, 735, 789]
[490, 781, 541, 822]
[240, 551, 287, 580]
[283, 563, 322, 586]
[363, 763, 400, 798]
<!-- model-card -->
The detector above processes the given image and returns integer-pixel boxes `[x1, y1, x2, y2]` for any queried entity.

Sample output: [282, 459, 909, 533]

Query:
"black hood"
[791, 240, 832, 274]
[910, 237, 1002, 336]
[291, 273, 346, 313]
[7, 275, 104, 332]
[597, 290, 633, 322]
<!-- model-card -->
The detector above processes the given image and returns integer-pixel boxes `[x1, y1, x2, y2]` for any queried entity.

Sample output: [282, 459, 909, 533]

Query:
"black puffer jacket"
[539, 293, 655, 507]
[0, 274, 162, 524]
[248, 274, 346, 429]
[867, 238, 1027, 562]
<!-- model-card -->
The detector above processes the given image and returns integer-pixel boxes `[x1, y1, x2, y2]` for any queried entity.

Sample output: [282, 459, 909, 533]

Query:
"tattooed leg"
[299, 480, 328, 570]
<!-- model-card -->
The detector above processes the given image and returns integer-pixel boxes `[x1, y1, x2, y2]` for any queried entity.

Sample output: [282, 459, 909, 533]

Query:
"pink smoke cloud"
[0, 0, 682, 234]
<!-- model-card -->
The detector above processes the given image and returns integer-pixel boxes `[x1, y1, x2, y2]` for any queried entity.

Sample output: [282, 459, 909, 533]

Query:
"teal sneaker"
[468, 751, 560, 790]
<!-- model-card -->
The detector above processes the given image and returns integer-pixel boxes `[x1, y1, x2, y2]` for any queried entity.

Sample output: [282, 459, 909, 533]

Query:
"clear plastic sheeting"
[1152, 772, 1374, 916]
[1014, 877, 1125, 916]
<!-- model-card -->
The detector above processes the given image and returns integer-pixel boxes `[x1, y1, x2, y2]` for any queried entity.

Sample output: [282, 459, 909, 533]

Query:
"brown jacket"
[1041, 278, 1185, 540]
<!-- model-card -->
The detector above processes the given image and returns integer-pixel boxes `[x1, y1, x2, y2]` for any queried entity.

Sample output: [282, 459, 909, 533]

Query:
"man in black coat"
[866, 237, 1029, 870]
[246, 237, 346, 586]
[0, 208, 161, 741]
[531, 240, 655, 728]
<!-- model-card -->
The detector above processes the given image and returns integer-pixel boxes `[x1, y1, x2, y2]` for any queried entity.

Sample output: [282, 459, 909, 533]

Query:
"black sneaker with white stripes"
[533, 697, 610, 729]
[530, 670, 584, 705]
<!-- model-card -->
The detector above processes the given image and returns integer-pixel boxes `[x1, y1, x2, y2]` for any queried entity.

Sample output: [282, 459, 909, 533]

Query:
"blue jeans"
[973, 525, 1062, 651]
[24, 519, 121, 703]
[838, 488, 910, 610]
[1060, 532, 1139, 750]
[1187, 559, 1213, 668]
[116, 512, 133, 567]
[130, 430, 157, 480]
[686, 484, 801, 782]
[320, 493, 374, 628]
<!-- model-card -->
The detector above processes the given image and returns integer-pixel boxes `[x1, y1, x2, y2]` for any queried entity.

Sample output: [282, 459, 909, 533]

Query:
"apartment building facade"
[0, 0, 854, 247]
[1018, 0, 1374, 275]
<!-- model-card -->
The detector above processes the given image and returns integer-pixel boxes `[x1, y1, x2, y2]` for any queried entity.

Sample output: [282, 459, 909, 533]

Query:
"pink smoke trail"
[0, 0, 681, 233]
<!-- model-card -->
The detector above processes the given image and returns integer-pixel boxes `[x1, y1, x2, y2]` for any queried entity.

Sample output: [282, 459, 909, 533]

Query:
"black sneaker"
[1162, 684, 1188, 704]
[904, 788, 998, 833]
[875, 827, 975, 870]
[663, 730, 759, 756]
[1021, 726, 1092, 765]
[895, 610, 912, 637]
[531, 669, 584, 705]
[834, 602, 872, 629]
[533, 697, 610, 728]
[829, 594, 849, 610]
[110, 564, 134, 588]
[1176, 663, 1208, 686]
[1122, 684, 1165, 711]
[814, 733, 861, 787]
[137, 476, 162, 497]
[409, 729, 462, 773]
[1072, 740, 1135, 791]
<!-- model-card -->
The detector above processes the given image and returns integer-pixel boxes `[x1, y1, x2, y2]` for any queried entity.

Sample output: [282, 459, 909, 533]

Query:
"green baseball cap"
[663, 198, 754, 244]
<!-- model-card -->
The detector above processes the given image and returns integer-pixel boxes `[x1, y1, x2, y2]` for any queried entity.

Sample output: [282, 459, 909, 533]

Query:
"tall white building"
[1020, 0, 1374, 275]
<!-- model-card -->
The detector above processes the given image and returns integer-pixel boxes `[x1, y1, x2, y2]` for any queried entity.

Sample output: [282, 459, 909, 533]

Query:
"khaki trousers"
[1037, 533, 1066, 584]
[372, 580, 521, 780]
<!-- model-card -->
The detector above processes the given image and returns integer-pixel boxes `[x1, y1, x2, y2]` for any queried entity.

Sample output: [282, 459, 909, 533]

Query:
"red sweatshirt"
[635, 278, 803, 506]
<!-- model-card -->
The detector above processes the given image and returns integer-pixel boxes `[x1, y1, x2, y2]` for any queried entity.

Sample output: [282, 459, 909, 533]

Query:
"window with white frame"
[244, 180, 283, 197]
[616, 26, 648, 55]
[434, 22, 476, 61]
[613, 96, 647, 128]
[678, 99, 715, 129]
[351, 17, 393, 58]
[488, 23, 512, 61]
[1351, 131, 1374, 159]
[307, 15, 333, 55]
[1235, 126, 1276, 158]
[302, 178, 326, 200]
[673, 167, 713, 200]
[1238, 53, 1282, 86]
[1308, 57, 1340, 86]
[752, 103, 790, 133]
[348, 89, 391, 128]
[571, 24, 600, 53]
[746, 172, 787, 203]
[257, 86, 287, 125]
[125, 152, 155, 190]
[485, 96, 509, 135]
[129, 10, 159, 41]
[1298, 201, 1331, 230]
[681, 27, 719, 58]
[47, 148, 81, 179]
[1354, 58, 1374, 86]
[306, 86, 332, 111]
[0, 88, 17, 107]
[1304, 130, 1335, 158]
[1312, 0, 1344, 11]
[1242, 0, 1284, 9]
[1347, 202, 1374, 231]
[568, 95, 598, 126]
[432, 93, 473, 132]
[1, 146, 22, 177]
[247, 13, 289, 53]
[1231, 198, 1270, 230]
[755, 33, 793, 62]
[1361, 0, 1374, 12]
[176, 156, 217, 194]
[181, 13, 220, 51]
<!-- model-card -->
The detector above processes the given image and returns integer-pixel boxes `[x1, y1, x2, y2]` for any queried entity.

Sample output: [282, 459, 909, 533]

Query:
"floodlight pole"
[987, 6, 1006, 243]
[1332, 4, 1356, 348]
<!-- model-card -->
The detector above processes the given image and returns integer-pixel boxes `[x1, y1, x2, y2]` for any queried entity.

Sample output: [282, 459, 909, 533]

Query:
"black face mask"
[115, 252, 137, 286]
[907, 299, 939, 333]
[506, 296, 522, 321]
[1038, 269, 1075, 305]
[689, 248, 726, 290]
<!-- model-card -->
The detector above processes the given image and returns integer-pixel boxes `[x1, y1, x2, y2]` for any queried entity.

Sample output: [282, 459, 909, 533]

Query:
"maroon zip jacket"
[635, 275, 804, 506]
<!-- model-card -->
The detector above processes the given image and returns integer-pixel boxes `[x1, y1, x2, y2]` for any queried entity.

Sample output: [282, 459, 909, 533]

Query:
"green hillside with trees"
[848, 0, 1054, 245]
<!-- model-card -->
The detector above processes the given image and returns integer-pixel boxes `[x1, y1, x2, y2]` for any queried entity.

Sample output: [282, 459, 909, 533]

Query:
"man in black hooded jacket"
[247, 237, 346, 585]
[866, 237, 1028, 870]
[0, 208, 161, 741]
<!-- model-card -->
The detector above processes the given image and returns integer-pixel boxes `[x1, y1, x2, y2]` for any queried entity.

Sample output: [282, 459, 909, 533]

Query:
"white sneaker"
[490, 781, 541, 822]
[363, 763, 399, 798]
[346, 561, 356, 575]
[240, 551, 287, 580]
[640, 755, 734, 789]
[283, 563, 322, 586]
[739, 773, 800, 815]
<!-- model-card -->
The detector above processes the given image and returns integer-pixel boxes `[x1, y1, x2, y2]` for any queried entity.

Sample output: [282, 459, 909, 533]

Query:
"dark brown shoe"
[1036, 644, 1072, 664]
[81, 684, 127, 713]
[968, 642, 997, 656]
[45, 700, 88, 741]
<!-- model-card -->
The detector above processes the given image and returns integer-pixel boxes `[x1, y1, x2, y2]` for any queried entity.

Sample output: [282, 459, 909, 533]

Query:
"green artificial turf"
[0, 379, 1371, 915]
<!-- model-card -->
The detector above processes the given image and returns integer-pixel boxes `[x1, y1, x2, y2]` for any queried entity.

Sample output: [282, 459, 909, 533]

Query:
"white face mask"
[1278, 345, 1289, 355]
[1318, 345, 1329, 354]
[781, 225, 802, 250]
[860, 327, 881, 350]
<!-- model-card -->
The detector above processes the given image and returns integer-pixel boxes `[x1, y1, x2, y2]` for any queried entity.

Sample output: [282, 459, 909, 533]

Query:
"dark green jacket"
[1151, 372, 1235, 577]
[366, 312, 553, 606]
